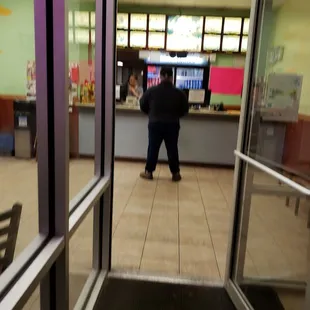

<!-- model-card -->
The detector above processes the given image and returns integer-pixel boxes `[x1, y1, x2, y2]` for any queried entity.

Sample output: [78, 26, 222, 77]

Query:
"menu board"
[75, 29, 89, 44]
[117, 13, 129, 29]
[223, 17, 242, 34]
[241, 36, 248, 52]
[130, 31, 147, 48]
[148, 32, 165, 49]
[149, 14, 166, 31]
[167, 16, 203, 51]
[130, 14, 147, 30]
[203, 34, 221, 51]
[91, 12, 96, 28]
[68, 29, 74, 43]
[243, 18, 250, 35]
[91, 29, 95, 43]
[68, 11, 73, 27]
[117, 30, 128, 47]
[205, 17, 222, 34]
[75, 11, 89, 27]
[222, 35, 240, 52]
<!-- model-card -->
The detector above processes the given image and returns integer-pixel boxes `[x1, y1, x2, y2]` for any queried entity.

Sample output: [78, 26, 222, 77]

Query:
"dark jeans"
[145, 122, 180, 174]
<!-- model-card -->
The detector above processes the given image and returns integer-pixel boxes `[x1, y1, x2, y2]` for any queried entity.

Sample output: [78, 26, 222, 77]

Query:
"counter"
[77, 103, 286, 166]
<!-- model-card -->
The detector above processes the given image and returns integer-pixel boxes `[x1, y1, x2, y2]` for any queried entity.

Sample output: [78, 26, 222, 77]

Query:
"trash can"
[13, 100, 36, 159]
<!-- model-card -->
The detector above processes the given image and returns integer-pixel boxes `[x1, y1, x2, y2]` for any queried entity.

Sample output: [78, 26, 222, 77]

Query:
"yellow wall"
[269, 0, 310, 114]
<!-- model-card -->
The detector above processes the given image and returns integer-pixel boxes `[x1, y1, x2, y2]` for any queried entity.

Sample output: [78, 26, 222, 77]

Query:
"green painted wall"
[268, 0, 310, 114]
[0, 0, 246, 102]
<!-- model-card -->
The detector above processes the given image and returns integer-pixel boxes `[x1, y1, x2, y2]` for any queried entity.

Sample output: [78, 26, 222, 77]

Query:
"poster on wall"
[26, 61, 36, 100]
[261, 73, 303, 122]
[166, 16, 203, 52]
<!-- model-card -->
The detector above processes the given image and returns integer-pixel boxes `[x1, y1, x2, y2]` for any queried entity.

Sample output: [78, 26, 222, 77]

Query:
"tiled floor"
[0, 157, 309, 309]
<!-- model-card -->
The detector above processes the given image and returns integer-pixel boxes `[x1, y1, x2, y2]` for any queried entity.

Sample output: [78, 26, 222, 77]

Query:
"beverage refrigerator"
[143, 64, 211, 106]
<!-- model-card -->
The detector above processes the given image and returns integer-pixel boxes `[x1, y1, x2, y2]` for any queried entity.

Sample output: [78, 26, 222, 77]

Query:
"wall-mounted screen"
[130, 14, 147, 30]
[204, 17, 222, 34]
[241, 36, 248, 52]
[117, 13, 129, 29]
[148, 32, 165, 49]
[68, 29, 74, 43]
[68, 11, 73, 27]
[75, 11, 90, 27]
[203, 34, 221, 51]
[222, 35, 240, 52]
[149, 14, 166, 31]
[167, 15, 203, 51]
[176, 68, 204, 90]
[90, 12, 95, 28]
[243, 18, 250, 35]
[116, 30, 128, 47]
[130, 31, 147, 48]
[223, 17, 242, 35]
[75, 29, 89, 44]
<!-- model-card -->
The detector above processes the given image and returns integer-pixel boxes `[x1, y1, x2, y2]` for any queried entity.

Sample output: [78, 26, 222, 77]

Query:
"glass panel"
[148, 32, 165, 49]
[90, 12, 95, 28]
[204, 16, 223, 34]
[75, 11, 89, 28]
[130, 13, 147, 31]
[222, 35, 240, 52]
[69, 11, 73, 27]
[117, 13, 129, 29]
[75, 29, 89, 44]
[167, 16, 203, 51]
[243, 18, 250, 35]
[241, 35, 248, 52]
[223, 17, 242, 34]
[149, 14, 166, 31]
[234, 163, 308, 309]
[0, 0, 40, 278]
[117, 30, 128, 47]
[203, 34, 221, 51]
[69, 29, 74, 43]
[130, 31, 147, 48]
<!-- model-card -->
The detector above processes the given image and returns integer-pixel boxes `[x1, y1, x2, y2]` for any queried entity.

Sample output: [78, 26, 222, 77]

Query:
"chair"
[0, 203, 22, 274]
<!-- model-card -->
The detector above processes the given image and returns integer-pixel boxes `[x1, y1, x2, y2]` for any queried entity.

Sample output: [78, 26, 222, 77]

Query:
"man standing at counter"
[139, 67, 189, 182]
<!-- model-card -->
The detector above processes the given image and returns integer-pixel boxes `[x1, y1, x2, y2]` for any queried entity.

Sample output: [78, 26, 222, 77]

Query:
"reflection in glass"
[69, 11, 73, 27]
[167, 16, 203, 51]
[69, 29, 74, 43]
[223, 17, 242, 34]
[205, 17, 223, 34]
[149, 14, 166, 31]
[243, 18, 250, 35]
[130, 31, 147, 48]
[130, 14, 147, 30]
[90, 12, 95, 28]
[75, 29, 89, 44]
[117, 13, 128, 29]
[148, 32, 165, 49]
[203, 34, 221, 51]
[241, 36, 248, 52]
[75, 11, 90, 27]
[116, 30, 128, 47]
[222, 35, 240, 52]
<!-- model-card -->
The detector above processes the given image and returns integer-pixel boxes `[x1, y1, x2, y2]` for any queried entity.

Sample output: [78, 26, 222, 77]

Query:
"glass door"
[226, 0, 310, 309]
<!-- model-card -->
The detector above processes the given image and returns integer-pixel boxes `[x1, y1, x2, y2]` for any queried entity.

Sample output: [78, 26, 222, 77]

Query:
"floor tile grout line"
[195, 167, 222, 280]
[112, 174, 140, 238]
[138, 165, 161, 270]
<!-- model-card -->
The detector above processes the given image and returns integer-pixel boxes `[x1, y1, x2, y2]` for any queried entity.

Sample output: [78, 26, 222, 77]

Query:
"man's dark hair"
[160, 67, 173, 78]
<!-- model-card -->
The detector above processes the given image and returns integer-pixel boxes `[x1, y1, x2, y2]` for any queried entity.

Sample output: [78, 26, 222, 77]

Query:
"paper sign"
[188, 90, 205, 103]
[18, 116, 28, 128]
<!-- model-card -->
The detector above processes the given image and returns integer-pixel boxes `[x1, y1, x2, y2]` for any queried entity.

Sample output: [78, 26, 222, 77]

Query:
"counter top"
[75, 103, 241, 118]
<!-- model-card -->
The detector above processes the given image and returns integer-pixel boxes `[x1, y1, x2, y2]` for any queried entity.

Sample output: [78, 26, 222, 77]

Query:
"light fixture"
[117, 61, 123, 67]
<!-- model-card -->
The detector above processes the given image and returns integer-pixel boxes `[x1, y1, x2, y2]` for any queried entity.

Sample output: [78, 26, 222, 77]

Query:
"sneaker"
[172, 173, 182, 182]
[140, 171, 153, 180]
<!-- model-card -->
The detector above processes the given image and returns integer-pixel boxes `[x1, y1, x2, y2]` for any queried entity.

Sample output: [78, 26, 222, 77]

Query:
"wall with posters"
[268, 0, 310, 115]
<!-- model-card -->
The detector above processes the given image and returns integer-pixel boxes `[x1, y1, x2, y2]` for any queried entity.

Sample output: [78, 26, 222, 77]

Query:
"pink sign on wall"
[209, 66, 244, 96]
